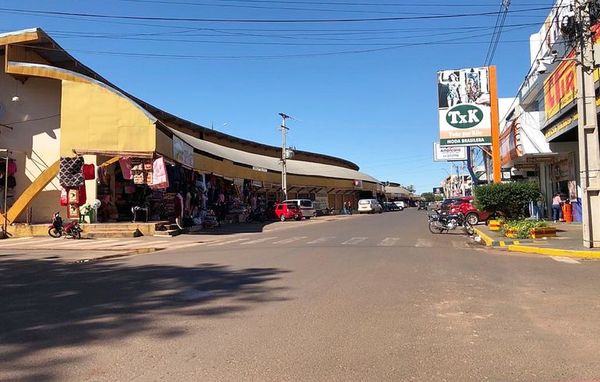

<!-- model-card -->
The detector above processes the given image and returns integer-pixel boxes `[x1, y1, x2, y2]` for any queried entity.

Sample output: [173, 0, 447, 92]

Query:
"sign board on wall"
[437, 67, 492, 146]
[433, 143, 467, 161]
[173, 135, 194, 168]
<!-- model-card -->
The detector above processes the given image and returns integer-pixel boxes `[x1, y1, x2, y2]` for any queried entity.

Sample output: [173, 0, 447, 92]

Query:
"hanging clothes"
[119, 158, 133, 180]
[59, 156, 85, 188]
[150, 157, 169, 190]
[82, 163, 96, 180]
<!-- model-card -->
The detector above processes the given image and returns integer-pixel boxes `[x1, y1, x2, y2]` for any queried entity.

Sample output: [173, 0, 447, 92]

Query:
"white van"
[282, 199, 316, 219]
[358, 199, 383, 214]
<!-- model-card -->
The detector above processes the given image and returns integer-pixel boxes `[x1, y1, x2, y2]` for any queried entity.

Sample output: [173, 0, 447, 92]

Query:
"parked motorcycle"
[246, 206, 268, 223]
[48, 212, 82, 239]
[428, 211, 474, 235]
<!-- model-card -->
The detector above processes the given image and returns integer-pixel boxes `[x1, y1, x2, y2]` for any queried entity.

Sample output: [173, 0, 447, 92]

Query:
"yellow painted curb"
[507, 244, 600, 259]
[474, 228, 495, 247]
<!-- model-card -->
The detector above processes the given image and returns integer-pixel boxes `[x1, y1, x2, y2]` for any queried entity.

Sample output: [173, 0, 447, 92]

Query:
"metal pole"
[575, 0, 600, 247]
[279, 113, 289, 201]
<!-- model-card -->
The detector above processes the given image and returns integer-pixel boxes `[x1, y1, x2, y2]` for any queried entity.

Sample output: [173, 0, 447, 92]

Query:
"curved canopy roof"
[170, 128, 379, 183]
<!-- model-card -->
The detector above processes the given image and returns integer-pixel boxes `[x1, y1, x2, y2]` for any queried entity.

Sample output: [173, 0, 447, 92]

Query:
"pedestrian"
[552, 193, 562, 223]
[348, 201, 353, 215]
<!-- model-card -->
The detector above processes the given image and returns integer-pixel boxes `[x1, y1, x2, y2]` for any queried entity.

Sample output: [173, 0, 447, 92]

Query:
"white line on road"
[272, 236, 307, 244]
[551, 256, 581, 264]
[378, 237, 400, 247]
[307, 236, 335, 245]
[207, 238, 251, 246]
[341, 237, 368, 245]
[240, 237, 278, 245]
[415, 238, 434, 248]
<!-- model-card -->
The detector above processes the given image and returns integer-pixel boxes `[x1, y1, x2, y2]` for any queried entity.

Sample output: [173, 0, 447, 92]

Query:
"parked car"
[274, 202, 301, 221]
[385, 202, 401, 211]
[392, 201, 406, 210]
[282, 199, 316, 219]
[439, 198, 461, 212]
[448, 196, 493, 225]
[358, 199, 383, 214]
[417, 201, 428, 210]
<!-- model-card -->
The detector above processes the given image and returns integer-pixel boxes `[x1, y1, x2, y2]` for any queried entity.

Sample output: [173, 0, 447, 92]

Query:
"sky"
[0, 0, 554, 193]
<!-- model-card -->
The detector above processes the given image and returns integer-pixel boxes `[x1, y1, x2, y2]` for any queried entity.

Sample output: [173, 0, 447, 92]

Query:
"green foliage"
[474, 182, 540, 219]
[502, 220, 548, 239]
[434, 194, 444, 202]
[421, 192, 435, 202]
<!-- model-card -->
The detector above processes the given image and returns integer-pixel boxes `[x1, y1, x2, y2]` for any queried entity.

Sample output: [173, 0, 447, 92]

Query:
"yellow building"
[0, 28, 379, 226]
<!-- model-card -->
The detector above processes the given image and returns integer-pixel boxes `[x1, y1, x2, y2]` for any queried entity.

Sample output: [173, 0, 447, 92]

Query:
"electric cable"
[0, 6, 556, 24]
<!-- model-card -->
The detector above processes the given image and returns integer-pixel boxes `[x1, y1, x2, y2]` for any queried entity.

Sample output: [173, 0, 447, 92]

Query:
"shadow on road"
[0, 257, 290, 381]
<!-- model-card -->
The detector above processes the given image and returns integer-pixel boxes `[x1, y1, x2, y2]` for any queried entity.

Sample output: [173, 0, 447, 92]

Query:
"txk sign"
[437, 66, 492, 146]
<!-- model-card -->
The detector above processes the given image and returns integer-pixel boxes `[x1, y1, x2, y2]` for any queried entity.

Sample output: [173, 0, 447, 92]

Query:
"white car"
[393, 201, 406, 210]
[282, 199, 316, 219]
[357, 199, 383, 214]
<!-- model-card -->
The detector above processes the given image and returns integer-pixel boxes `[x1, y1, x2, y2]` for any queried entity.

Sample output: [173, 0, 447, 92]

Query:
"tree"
[404, 184, 416, 193]
[421, 192, 435, 202]
[474, 182, 541, 219]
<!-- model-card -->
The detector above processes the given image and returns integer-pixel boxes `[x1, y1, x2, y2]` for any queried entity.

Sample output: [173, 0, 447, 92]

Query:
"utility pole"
[279, 112, 290, 201]
[575, 0, 600, 247]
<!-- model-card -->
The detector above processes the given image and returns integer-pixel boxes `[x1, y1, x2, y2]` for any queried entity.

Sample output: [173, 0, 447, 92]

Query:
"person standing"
[552, 193, 562, 223]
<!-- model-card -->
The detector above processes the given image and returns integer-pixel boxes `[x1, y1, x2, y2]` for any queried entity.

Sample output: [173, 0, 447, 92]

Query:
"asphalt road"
[2, 209, 600, 381]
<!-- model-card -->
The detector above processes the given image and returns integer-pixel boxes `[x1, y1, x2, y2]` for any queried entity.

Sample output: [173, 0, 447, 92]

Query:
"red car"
[448, 196, 492, 225]
[274, 202, 301, 222]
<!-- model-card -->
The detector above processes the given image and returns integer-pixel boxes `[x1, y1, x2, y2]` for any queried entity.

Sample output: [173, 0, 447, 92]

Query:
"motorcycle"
[246, 206, 268, 223]
[48, 211, 82, 239]
[428, 210, 474, 235]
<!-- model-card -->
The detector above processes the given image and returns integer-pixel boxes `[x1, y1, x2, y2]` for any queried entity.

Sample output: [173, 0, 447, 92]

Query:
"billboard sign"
[438, 67, 492, 146]
[433, 187, 444, 195]
[433, 143, 467, 161]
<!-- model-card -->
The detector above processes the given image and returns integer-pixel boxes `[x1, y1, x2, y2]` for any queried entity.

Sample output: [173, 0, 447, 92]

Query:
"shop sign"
[433, 143, 467, 161]
[353, 179, 363, 189]
[543, 51, 576, 121]
[437, 67, 492, 146]
[500, 121, 520, 166]
[251, 180, 263, 188]
[252, 166, 268, 173]
[544, 112, 577, 141]
[173, 135, 194, 168]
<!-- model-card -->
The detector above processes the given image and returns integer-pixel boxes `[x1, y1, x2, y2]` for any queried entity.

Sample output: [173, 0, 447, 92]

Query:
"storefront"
[0, 28, 380, 227]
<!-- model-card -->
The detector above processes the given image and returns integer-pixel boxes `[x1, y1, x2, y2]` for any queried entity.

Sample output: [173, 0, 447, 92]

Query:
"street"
[2, 209, 600, 381]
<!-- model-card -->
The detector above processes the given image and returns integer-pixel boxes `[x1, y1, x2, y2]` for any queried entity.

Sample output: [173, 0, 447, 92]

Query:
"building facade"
[0, 28, 379, 226]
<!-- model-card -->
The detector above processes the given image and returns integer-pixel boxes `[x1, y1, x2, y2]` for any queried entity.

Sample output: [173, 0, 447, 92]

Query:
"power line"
[0, 6, 556, 24]
[484, 0, 512, 65]
[14, 27, 536, 61]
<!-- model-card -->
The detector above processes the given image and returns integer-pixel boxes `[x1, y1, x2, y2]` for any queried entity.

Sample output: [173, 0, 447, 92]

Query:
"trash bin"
[572, 198, 582, 222]
[562, 201, 573, 223]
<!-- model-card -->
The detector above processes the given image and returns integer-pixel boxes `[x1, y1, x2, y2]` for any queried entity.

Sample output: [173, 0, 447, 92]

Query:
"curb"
[506, 244, 600, 259]
[473, 227, 530, 247]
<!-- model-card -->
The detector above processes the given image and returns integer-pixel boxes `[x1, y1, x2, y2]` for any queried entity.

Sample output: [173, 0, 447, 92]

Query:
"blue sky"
[1, 1, 553, 193]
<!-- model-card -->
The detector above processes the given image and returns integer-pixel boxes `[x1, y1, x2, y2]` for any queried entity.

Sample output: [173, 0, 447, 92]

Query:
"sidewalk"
[474, 222, 600, 259]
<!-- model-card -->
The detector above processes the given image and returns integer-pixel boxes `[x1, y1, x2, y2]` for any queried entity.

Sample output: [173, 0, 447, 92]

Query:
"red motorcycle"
[48, 211, 82, 239]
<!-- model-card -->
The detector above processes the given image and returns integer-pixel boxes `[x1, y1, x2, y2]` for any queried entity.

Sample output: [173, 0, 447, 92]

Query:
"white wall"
[0, 55, 63, 223]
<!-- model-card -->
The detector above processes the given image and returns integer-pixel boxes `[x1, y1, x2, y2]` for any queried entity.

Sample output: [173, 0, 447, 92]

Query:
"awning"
[501, 111, 551, 167]
[169, 128, 379, 183]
